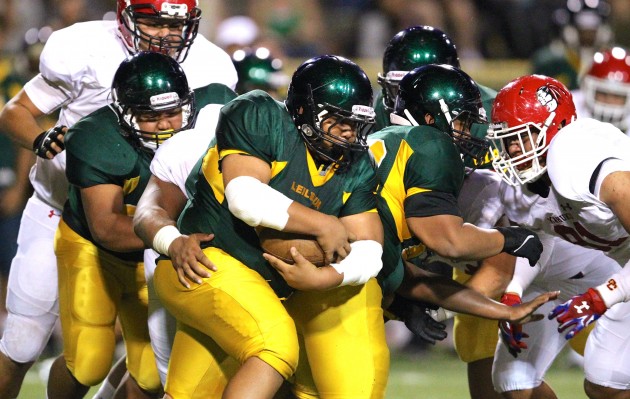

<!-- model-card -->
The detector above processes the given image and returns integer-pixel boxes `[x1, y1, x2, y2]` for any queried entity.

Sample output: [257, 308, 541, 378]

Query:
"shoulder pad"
[65, 106, 139, 176]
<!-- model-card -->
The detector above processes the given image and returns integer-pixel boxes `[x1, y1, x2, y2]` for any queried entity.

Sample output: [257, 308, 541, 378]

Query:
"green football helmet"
[392, 64, 489, 165]
[377, 25, 460, 113]
[111, 51, 196, 150]
[285, 55, 375, 172]
[232, 47, 288, 98]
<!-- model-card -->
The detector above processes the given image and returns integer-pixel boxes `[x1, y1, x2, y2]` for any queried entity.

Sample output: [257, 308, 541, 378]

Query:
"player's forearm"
[283, 201, 339, 236]
[90, 215, 146, 252]
[0, 98, 46, 149]
[133, 206, 176, 248]
[399, 273, 510, 320]
[466, 252, 516, 298]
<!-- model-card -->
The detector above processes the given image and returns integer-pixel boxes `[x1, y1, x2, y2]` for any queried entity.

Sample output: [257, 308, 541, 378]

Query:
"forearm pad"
[225, 175, 293, 230]
[331, 240, 383, 286]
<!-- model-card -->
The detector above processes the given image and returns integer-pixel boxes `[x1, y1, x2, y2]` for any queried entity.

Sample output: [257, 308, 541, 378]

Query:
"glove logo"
[573, 302, 591, 314]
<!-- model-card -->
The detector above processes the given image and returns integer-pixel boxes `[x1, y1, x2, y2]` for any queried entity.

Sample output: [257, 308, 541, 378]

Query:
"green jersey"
[178, 90, 379, 297]
[373, 84, 497, 170]
[63, 83, 237, 262]
[368, 125, 465, 295]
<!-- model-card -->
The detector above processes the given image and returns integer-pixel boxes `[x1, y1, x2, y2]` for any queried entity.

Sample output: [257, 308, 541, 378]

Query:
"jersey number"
[553, 222, 628, 252]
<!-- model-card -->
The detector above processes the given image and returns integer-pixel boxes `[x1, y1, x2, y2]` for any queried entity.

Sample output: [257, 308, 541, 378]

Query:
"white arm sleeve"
[595, 259, 630, 308]
[224, 175, 293, 230]
[505, 257, 541, 296]
[331, 240, 383, 286]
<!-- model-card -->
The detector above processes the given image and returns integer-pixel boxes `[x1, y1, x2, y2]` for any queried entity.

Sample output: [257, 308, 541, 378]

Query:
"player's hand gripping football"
[314, 215, 355, 264]
[168, 233, 217, 288]
[264, 246, 342, 290]
[33, 125, 67, 159]
[548, 288, 607, 339]
[496, 226, 543, 266]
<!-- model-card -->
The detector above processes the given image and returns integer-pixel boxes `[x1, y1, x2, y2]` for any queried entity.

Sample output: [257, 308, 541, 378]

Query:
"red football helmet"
[582, 47, 630, 131]
[117, 0, 201, 62]
[487, 75, 577, 185]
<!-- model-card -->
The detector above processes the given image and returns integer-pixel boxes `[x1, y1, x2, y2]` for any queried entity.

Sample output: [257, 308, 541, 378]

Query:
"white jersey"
[547, 118, 630, 265]
[495, 118, 630, 393]
[426, 168, 505, 272]
[150, 104, 222, 193]
[24, 20, 238, 210]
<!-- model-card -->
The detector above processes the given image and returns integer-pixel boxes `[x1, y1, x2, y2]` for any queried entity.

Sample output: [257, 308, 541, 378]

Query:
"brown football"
[257, 227, 326, 267]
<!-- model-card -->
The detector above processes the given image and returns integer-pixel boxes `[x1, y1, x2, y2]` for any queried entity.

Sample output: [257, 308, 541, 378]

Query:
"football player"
[374, 25, 497, 169]
[531, 0, 613, 90]
[231, 46, 289, 99]
[574, 46, 630, 133]
[152, 55, 386, 399]
[488, 74, 630, 399]
[269, 64, 549, 397]
[51, 51, 200, 398]
[0, 0, 237, 397]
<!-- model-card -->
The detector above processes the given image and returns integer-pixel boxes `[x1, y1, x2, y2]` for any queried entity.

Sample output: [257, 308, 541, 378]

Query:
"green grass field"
[17, 346, 587, 398]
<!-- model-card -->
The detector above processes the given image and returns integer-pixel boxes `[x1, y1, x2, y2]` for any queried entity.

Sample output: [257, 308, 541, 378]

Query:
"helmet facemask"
[115, 90, 196, 151]
[582, 75, 630, 131]
[120, 2, 200, 62]
[393, 97, 490, 167]
[299, 85, 375, 173]
[440, 101, 490, 166]
[488, 117, 551, 186]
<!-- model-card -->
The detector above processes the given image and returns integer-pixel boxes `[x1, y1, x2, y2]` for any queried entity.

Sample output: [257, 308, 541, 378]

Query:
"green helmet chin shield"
[392, 64, 490, 166]
[377, 25, 460, 113]
[285, 55, 375, 172]
[111, 51, 196, 151]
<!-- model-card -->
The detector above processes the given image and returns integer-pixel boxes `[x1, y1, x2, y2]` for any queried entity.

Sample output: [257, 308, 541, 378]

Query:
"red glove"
[548, 288, 607, 340]
[499, 293, 528, 358]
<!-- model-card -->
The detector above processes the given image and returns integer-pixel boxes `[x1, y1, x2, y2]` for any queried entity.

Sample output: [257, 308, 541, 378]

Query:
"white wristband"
[595, 276, 628, 308]
[152, 225, 182, 256]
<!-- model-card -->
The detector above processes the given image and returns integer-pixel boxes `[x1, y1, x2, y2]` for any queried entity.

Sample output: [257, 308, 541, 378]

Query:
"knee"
[583, 379, 628, 399]
[126, 341, 161, 392]
[0, 313, 55, 363]
[70, 327, 116, 386]
[256, 319, 299, 379]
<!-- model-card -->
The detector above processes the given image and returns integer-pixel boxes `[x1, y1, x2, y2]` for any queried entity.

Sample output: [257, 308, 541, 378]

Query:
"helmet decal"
[536, 86, 559, 112]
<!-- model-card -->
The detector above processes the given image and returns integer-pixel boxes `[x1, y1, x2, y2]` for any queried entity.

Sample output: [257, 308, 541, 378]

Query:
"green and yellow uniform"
[369, 124, 465, 297]
[55, 83, 234, 390]
[373, 84, 497, 170]
[155, 90, 388, 398]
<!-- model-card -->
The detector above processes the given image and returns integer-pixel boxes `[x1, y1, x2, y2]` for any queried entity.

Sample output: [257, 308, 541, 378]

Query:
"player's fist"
[33, 125, 67, 159]
[499, 293, 528, 357]
[496, 226, 543, 266]
[386, 295, 447, 345]
[548, 288, 607, 340]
